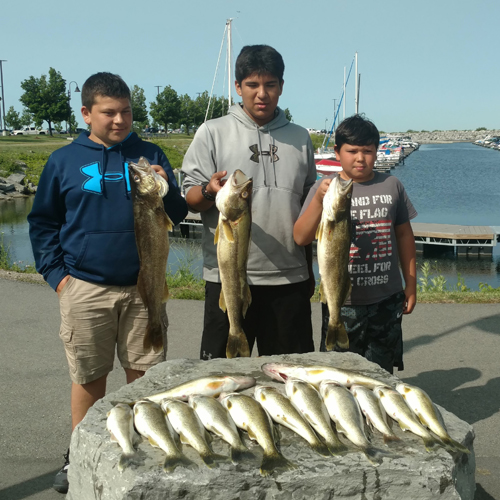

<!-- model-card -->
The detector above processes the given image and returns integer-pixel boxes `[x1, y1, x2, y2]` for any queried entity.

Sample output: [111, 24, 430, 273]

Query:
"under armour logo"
[81, 162, 131, 194]
[249, 144, 279, 163]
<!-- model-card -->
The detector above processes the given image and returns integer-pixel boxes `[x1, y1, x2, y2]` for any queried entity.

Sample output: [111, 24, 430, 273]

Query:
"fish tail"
[230, 446, 255, 464]
[143, 322, 164, 353]
[260, 450, 296, 477]
[325, 320, 349, 351]
[383, 433, 402, 445]
[163, 454, 198, 473]
[200, 451, 231, 468]
[226, 329, 250, 358]
[118, 451, 142, 471]
[441, 436, 470, 454]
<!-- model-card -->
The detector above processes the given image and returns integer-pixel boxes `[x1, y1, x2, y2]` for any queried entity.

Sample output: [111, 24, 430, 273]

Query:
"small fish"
[316, 175, 353, 350]
[262, 362, 386, 390]
[373, 386, 443, 452]
[161, 399, 230, 468]
[396, 383, 470, 454]
[145, 375, 256, 403]
[350, 384, 401, 444]
[284, 378, 347, 456]
[214, 169, 253, 358]
[106, 403, 142, 471]
[319, 381, 383, 466]
[254, 385, 330, 457]
[188, 394, 254, 464]
[129, 157, 173, 353]
[220, 392, 295, 477]
[133, 400, 197, 472]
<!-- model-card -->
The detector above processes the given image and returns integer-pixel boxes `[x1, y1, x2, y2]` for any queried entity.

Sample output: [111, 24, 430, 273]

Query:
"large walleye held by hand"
[129, 157, 173, 353]
[214, 169, 253, 358]
[317, 175, 353, 350]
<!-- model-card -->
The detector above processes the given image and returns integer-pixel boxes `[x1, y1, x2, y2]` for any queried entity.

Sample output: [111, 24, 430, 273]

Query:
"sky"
[1, 0, 499, 133]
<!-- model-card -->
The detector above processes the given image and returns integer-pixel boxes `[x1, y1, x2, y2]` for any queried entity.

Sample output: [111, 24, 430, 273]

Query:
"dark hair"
[81, 72, 131, 110]
[235, 45, 285, 84]
[335, 114, 380, 149]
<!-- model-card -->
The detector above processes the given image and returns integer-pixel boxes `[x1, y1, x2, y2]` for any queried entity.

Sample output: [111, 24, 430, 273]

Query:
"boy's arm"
[395, 221, 417, 314]
[294, 178, 331, 246]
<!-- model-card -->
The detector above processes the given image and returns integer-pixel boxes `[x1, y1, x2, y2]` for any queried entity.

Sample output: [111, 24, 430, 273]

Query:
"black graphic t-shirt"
[301, 172, 417, 305]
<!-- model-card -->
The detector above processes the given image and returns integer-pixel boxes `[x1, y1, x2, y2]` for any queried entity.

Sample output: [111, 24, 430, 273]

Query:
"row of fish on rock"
[106, 363, 470, 477]
[129, 160, 354, 358]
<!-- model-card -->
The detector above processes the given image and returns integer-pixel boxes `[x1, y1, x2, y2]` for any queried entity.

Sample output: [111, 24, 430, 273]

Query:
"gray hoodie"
[182, 104, 317, 285]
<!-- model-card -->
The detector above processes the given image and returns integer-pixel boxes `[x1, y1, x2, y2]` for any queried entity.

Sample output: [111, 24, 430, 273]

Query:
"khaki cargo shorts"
[58, 277, 168, 385]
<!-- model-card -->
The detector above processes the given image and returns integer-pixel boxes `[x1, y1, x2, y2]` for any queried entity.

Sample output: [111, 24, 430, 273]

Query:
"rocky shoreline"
[389, 129, 500, 144]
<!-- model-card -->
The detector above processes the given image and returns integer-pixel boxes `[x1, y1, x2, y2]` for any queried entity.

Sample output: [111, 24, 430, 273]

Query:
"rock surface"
[68, 352, 475, 500]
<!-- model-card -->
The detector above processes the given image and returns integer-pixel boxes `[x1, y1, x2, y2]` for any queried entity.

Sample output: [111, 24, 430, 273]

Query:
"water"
[1, 142, 499, 289]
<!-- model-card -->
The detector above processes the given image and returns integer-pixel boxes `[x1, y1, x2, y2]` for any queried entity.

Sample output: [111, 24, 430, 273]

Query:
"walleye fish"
[214, 169, 253, 358]
[106, 403, 142, 471]
[284, 378, 347, 456]
[396, 383, 470, 454]
[220, 392, 295, 476]
[161, 399, 230, 468]
[254, 385, 330, 457]
[145, 375, 256, 403]
[320, 381, 382, 465]
[262, 362, 386, 390]
[316, 175, 353, 350]
[129, 157, 173, 353]
[373, 386, 443, 452]
[188, 394, 254, 464]
[133, 400, 197, 472]
[350, 384, 400, 444]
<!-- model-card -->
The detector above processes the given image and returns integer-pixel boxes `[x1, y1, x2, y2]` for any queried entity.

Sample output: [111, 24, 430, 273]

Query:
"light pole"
[0, 60, 7, 135]
[67, 81, 80, 137]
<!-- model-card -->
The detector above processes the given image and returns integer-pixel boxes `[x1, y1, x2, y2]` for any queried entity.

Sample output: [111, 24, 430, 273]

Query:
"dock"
[411, 222, 499, 256]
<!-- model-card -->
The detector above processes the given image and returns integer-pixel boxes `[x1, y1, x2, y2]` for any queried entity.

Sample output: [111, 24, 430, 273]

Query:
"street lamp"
[67, 81, 80, 137]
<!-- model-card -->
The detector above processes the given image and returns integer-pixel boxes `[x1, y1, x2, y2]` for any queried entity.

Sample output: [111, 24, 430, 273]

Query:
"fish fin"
[230, 446, 255, 464]
[226, 329, 250, 358]
[143, 323, 164, 353]
[200, 451, 231, 468]
[214, 223, 220, 244]
[441, 436, 470, 454]
[316, 221, 323, 242]
[219, 289, 227, 313]
[163, 279, 169, 302]
[222, 220, 234, 242]
[118, 451, 143, 471]
[163, 454, 198, 473]
[242, 283, 252, 318]
[260, 451, 296, 477]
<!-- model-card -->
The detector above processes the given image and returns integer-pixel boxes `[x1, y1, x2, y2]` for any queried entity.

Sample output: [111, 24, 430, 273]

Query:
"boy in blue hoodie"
[182, 45, 317, 360]
[28, 72, 187, 493]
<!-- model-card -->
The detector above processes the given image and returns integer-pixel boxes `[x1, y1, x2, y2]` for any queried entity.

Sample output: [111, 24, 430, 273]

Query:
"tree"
[284, 108, 293, 122]
[20, 68, 69, 136]
[131, 85, 149, 132]
[150, 86, 181, 132]
[4, 106, 21, 130]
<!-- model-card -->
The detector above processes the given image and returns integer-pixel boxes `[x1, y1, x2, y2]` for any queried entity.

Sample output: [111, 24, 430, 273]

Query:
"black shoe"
[53, 449, 70, 494]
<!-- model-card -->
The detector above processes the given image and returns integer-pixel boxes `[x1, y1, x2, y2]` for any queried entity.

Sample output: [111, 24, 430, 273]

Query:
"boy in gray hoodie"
[182, 44, 317, 359]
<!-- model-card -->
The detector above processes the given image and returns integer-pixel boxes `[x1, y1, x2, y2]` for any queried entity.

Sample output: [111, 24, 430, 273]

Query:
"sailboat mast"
[227, 18, 232, 109]
[354, 52, 358, 114]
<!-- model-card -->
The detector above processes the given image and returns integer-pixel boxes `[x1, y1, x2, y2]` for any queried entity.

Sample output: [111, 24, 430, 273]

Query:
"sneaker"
[53, 449, 70, 494]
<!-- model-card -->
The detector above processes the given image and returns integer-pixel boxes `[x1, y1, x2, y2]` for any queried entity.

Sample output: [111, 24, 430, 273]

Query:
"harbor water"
[1, 142, 499, 290]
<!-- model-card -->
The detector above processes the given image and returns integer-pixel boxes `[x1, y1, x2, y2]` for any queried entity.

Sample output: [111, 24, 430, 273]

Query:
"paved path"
[0, 277, 498, 499]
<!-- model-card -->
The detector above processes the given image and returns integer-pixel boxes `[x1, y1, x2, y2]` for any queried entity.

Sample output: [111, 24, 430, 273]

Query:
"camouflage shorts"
[320, 291, 405, 374]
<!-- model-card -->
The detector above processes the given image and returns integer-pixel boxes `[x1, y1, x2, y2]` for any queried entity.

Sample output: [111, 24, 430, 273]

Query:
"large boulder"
[68, 352, 475, 499]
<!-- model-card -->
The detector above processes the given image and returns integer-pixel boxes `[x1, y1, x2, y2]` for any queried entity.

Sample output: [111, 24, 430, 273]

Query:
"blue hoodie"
[28, 131, 188, 291]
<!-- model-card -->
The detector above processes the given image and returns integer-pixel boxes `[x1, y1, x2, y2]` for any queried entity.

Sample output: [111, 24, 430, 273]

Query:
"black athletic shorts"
[201, 280, 314, 360]
[320, 291, 405, 373]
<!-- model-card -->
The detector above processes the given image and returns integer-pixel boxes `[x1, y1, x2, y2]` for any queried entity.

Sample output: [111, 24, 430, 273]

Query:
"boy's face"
[81, 95, 132, 147]
[335, 143, 377, 183]
[235, 72, 283, 126]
